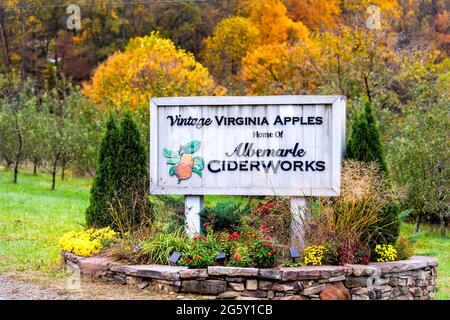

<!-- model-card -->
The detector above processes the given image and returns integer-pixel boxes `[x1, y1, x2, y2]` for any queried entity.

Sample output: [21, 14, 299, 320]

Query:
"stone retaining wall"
[62, 252, 438, 300]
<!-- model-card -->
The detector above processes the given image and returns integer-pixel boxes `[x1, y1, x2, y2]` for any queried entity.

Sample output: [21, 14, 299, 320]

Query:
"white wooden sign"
[150, 96, 346, 197]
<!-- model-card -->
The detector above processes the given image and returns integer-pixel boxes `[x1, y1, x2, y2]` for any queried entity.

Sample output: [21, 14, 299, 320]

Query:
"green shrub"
[346, 100, 388, 175]
[86, 112, 120, 228]
[112, 111, 149, 231]
[365, 203, 401, 247]
[345, 100, 400, 245]
[201, 199, 250, 231]
[394, 236, 414, 260]
[149, 195, 184, 234]
[322, 242, 340, 265]
[86, 111, 149, 231]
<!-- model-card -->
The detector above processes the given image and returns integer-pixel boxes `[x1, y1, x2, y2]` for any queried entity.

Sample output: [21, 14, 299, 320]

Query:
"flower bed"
[62, 251, 438, 300]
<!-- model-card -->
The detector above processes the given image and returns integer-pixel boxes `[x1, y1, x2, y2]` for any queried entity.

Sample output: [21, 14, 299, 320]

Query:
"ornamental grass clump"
[59, 227, 117, 257]
[303, 160, 399, 263]
[140, 228, 190, 265]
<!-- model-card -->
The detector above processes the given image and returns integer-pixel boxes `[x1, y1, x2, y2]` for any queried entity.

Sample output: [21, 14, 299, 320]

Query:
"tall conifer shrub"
[114, 111, 149, 229]
[86, 113, 119, 227]
[86, 111, 149, 230]
[346, 101, 400, 247]
[346, 101, 388, 174]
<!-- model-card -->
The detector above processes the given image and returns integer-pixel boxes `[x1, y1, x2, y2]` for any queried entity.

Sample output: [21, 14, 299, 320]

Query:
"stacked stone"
[62, 251, 438, 300]
[346, 257, 438, 300]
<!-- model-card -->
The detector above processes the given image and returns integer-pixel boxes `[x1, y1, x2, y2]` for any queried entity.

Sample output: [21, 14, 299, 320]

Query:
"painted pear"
[175, 154, 194, 181]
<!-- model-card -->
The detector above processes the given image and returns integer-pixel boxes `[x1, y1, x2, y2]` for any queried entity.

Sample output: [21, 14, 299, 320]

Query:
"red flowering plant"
[249, 227, 283, 268]
[227, 245, 252, 267]
[179, 223, 222, 268]
[179, 222, 283, 268]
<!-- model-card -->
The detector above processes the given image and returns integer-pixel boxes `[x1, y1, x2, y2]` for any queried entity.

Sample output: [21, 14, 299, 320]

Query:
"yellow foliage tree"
[83, 32, 224, 111]
[242, 42, 320, 95]
[202, 17, 260, 93]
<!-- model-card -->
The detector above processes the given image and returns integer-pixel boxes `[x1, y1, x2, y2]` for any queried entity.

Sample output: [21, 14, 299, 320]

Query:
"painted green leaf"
[192, 167, 202, 177]
[167, 158, 179, 165]
[183, 140, 201, 154]
[169, 166, 176, 176]
[193, 156, 204, 170]
[163, 148, 179, 159]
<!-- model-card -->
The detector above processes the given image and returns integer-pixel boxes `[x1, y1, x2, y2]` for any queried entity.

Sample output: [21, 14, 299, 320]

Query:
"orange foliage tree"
[286, 0, 341, 30]
[246, 0, 309, 45]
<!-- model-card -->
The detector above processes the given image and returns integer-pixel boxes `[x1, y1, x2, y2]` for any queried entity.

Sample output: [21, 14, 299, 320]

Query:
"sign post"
[185, 195, 203, 236]
[290, 197, 311, 248]
[150, 96, 346, 241]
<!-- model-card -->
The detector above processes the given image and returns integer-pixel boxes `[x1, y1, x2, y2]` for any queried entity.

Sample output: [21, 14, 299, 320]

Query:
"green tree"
[113, 111, 149, 231]
[86, 111, 149, 231]
[346, 100, 388, 175]
[388, 93, 449, 236]
[0, 73, 36, 183]
[85, 112, 120, 228]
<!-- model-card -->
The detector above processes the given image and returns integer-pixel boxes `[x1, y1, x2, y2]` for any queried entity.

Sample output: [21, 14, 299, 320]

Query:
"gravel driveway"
[0, 273, 203, 300]
[0, 275, 77, 300]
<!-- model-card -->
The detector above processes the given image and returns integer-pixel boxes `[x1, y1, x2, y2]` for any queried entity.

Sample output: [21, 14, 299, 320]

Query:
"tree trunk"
[61, 157, 65, 180]
[51, 153, 60, 190]
[33, 157, 38, 175]
[13, 159, 19, 183]
[12, 111, 22, 184]
[440, 215, 446, 238]
[51, 166, 57, 190]
[414, 215, 421, 234]
[0, 8, 10, 67]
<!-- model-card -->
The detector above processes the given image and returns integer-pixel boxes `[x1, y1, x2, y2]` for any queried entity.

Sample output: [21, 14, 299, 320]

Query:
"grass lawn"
[400, 223, 449, 300]
[0, 168, 448, 299]
[0, 169, 89, 272]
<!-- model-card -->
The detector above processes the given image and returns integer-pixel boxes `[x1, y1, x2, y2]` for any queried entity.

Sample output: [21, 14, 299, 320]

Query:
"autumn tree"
[286, 0, 341, 30]
[245, 0, 309, 45]
[242, 42, 319, 95]
[202, 17, 259, 93]
[235, 0, 318, 95]
[83, 32, 224, 112]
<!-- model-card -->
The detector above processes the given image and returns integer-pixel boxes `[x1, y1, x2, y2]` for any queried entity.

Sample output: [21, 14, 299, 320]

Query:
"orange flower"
[232, 253, 242, 261]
